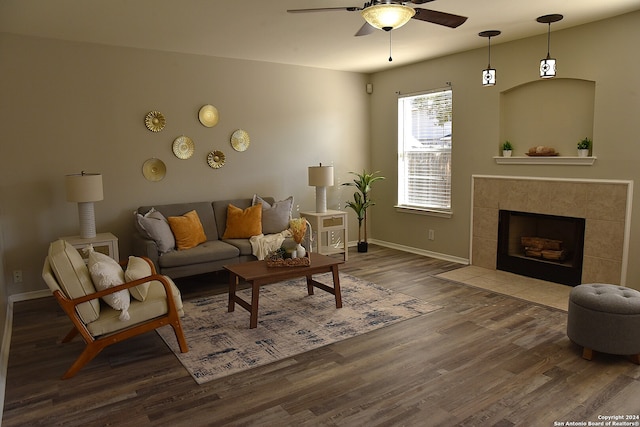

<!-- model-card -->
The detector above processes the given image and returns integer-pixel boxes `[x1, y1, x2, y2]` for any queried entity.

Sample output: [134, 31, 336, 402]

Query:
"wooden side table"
[60, 232, 120, 263]
[300, 210, 348, 261]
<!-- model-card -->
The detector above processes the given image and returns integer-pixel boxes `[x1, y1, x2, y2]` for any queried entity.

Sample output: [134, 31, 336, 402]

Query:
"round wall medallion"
[172, 136, 195, 159]
[198, 105, 219, 127]
[142, 158, 166, 181]
[231, 129, 250, 152]
[207, 150, 225, 169]
[144, 111, 166, 132]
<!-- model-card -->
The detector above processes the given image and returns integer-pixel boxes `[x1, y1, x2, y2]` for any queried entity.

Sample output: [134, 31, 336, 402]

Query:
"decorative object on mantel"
[526, 146, 558, 156]
[501, 141, 513, 157]
[479, 30, 501, 87]
[577, 137, 591, 157]
[142, 158, 166, 182]
[198, 105, 219, 127]
[206, 150, 225, 169]
[144, 111, 166, 132]
[230, 129, 250, 152]
[537, 14, 563, 79]
[172, 135, 195, 160]
[65, 171, 104, 239]
[343, 170, 385, 253]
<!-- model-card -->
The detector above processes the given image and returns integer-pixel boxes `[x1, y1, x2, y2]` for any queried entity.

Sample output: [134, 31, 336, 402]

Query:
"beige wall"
[368, 11, 640, 284]
[0, 33, 370, 302]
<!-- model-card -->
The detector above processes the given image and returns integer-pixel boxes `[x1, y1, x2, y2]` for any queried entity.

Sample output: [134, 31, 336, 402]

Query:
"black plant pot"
[357, 241, 368, 253]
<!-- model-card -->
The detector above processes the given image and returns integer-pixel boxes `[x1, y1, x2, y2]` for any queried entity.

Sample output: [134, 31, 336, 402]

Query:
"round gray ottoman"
[567, 283, 640, 364]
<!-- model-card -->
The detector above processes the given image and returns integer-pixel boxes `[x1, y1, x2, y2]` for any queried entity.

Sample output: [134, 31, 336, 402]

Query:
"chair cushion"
[252, 194, 293, 234]
[168, 210, 208, 250]
[47, 240, 100, 324]
[86, 276, 183, 337]
[125, 256, 153, 301]
[222, 204, 262, 239]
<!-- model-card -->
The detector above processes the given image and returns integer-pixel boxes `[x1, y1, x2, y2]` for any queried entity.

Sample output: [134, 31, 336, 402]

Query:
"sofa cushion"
[253, 194, 293, 234]
[213, 197, 274, 239]
[125, 256, 153, 301]
[168, 210, 207, 250]
[222, 204, 262, 239]
[88, 249, 130, 321]
[87, 276, 183, 337]
[139, 202, 219, 241]
[134, 208, 175, 253]
[47, 240, 100, 324]
[221, 238, 253, 256]
[158, 240, 240, 268]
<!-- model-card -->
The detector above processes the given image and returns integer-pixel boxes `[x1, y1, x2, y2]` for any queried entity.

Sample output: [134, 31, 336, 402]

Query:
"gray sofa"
[132, 197, 281, 279]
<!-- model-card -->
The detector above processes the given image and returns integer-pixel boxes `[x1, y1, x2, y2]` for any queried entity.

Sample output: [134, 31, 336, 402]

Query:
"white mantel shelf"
[494, 156, 597, 165]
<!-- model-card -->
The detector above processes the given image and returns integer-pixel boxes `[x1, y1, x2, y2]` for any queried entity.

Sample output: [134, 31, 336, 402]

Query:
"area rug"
[157, 273, 441, 384]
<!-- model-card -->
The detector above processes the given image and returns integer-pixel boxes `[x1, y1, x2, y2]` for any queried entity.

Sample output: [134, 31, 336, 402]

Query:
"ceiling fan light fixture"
[361, 4, 416, 31]
[537, 14, 563, 79]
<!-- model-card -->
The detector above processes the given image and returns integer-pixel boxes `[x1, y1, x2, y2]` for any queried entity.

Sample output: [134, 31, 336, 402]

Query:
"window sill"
[493, 156, 597, 165]
[395, 206, 452, 218]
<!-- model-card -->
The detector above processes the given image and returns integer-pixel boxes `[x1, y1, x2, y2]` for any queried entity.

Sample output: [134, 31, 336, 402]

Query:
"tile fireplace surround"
[471, 176, 632, 286]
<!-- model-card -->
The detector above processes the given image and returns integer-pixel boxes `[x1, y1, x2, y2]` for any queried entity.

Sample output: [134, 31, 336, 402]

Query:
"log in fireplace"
[497, 210, 586, 286]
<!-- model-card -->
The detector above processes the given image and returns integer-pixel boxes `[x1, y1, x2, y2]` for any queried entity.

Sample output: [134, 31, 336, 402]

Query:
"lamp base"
[315, 186, 327, 213]
[77, 201, 97, 239]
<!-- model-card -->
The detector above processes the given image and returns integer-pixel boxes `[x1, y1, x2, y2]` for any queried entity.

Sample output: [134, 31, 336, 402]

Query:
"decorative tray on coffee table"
[265, 253, 310, 267]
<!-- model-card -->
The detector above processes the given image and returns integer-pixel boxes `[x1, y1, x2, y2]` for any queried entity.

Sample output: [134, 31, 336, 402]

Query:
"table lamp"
[308, 163, 334, 213]
[65, 172, 104, 239]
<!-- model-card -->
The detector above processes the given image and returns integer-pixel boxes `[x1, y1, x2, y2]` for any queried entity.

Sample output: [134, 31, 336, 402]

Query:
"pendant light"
[479, 30, 501, 86]
[537, 14, 563, 79]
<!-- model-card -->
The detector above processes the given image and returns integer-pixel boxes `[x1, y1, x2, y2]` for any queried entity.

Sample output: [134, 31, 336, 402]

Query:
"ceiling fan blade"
[409, 0, 436, 4]
[413, 8, 468, 28]
[287, 7, 360, 13]
[355, 22, 376, 37]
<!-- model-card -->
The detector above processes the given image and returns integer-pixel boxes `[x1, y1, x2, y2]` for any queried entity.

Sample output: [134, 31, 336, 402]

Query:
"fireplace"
[497, 210, 586, 286]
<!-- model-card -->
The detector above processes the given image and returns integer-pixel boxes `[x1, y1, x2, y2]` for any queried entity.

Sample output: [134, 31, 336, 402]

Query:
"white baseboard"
[367, 239, 469, 265]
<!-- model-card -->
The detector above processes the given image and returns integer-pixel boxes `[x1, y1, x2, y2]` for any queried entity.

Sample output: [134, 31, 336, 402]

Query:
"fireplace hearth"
[497, 210, 586, 286]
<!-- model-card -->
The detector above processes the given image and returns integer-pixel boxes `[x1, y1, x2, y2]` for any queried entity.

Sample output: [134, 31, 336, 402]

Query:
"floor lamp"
[308, 164, 334, 213]
[65, 172, 104, 239]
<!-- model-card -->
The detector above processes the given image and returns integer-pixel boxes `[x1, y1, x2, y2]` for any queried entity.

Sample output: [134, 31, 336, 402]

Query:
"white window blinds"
[397, 88, 452, 213]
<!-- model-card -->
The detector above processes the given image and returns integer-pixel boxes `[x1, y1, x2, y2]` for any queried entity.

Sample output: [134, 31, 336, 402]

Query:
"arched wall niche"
[499, 78, 595, 155]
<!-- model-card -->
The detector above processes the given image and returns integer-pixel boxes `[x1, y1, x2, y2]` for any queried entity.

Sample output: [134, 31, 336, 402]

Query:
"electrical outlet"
[13, 270, 23, 284]
[428, 229, 435, 241]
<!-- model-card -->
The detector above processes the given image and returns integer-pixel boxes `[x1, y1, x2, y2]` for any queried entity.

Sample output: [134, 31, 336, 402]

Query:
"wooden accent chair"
[42, 239, 188, 379]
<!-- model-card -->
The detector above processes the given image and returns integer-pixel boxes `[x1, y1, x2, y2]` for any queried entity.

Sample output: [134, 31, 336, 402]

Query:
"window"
[397, 87, 452, 214]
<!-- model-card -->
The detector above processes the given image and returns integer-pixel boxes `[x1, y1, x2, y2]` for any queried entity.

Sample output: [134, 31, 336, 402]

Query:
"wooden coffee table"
[225, 252, 344, 328]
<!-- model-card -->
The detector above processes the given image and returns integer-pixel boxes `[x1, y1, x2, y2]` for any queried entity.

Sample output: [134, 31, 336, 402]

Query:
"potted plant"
[502, 141, 513, 157]
[577, 137, 591, 157]
[343, 170, 385, 253]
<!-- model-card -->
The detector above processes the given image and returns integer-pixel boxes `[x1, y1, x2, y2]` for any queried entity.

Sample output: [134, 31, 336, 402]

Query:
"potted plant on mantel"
[577, 137, 591, 157]
[502, 141, 513, 157]
[343, 170, 385, 253]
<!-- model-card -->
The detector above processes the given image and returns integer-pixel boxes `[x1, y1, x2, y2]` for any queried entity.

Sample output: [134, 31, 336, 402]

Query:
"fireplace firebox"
[497, 210, 586, 286]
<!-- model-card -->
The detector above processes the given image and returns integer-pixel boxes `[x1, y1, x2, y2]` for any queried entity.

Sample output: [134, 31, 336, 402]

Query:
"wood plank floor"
[3, 245, 640, 426]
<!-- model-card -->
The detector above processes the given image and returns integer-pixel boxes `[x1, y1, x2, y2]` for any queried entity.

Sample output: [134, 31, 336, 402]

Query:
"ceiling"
[1, 0, 639, 73]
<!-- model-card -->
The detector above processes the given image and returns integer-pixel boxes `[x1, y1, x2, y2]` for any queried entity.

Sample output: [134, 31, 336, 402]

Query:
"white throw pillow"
[125, 256, 153, 302]
[87, 247, 130, 321]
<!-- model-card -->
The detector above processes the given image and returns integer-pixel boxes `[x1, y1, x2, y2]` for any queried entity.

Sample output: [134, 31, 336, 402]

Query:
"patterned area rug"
[157, 273, 441, 384]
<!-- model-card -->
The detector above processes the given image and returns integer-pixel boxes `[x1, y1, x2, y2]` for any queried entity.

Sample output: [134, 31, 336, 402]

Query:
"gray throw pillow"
[134, 208, 176, 253]
[252, 195, 293, 234]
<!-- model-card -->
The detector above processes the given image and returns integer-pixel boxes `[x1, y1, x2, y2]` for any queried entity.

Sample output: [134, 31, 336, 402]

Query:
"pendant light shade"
[361, 4, 415, 31]
[537, 14, 563, 79]
[479, 30, 501, 86]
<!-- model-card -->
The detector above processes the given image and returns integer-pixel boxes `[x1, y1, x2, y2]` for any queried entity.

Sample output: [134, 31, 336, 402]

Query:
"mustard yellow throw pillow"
[222, 204, 262, 239]
[167, 210, 207, 250]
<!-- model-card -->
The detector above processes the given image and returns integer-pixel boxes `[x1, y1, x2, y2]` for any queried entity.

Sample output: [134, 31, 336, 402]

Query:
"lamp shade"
[65, 173, 104, 202]
[308, 165, 334, 187]
[361, 4, 415, 31]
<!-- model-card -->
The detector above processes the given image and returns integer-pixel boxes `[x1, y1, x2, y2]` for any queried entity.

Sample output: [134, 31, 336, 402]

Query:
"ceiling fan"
[287, 1, 468, 37]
